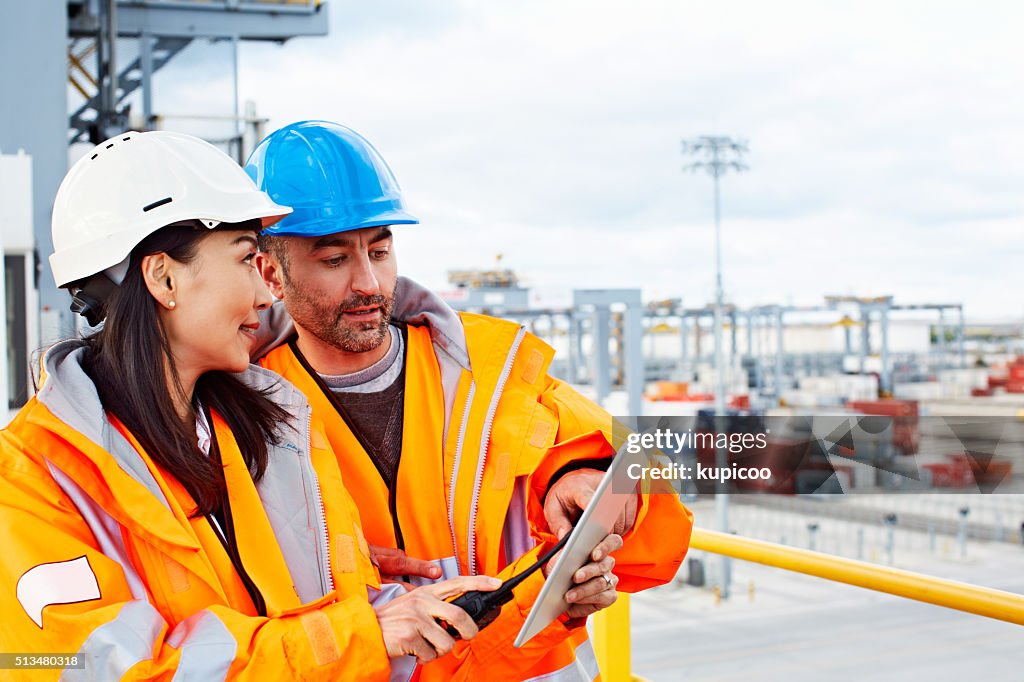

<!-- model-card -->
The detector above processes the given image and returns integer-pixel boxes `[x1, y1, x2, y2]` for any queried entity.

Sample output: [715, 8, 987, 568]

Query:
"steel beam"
[69, 3, 328, 41]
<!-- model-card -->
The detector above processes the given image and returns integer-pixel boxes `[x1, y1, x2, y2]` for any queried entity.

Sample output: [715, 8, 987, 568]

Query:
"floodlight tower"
[682, 135, 748, 598]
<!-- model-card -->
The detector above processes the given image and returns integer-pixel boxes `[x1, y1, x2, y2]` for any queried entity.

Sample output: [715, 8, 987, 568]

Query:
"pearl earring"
[168, 300, 176, 309]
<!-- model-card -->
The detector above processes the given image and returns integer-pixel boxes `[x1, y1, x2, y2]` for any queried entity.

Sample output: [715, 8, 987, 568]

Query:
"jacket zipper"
[467, 326, 527, 575]
[448, 381, 476, 572]
[304, 405, 335, 596]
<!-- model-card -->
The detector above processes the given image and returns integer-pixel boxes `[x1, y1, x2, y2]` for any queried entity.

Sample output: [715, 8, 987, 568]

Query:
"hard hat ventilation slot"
[143, 197, 173, 212]
[106, 143, 114, 149]
[90, 153, 98, 160]
[122, 136, 131, 141]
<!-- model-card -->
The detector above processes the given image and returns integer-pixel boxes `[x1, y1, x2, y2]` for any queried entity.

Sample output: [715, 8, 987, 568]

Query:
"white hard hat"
[50, 130, 291, 288]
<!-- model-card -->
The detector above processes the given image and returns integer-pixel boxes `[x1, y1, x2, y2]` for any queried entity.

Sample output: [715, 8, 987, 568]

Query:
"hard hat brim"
[51, 200, 292, 288]
[260, 212, 419, 238]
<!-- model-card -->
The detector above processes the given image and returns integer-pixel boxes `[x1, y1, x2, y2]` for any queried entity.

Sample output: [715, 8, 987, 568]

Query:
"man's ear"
[140, 253, 178, 310]
[255, 252, 287, 299]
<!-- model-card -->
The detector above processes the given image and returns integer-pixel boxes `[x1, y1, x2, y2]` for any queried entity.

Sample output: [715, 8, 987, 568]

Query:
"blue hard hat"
[244, 120, 419, 237]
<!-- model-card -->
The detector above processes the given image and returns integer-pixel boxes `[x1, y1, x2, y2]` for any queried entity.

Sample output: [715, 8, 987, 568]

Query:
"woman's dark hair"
[80, 221, 288, 517]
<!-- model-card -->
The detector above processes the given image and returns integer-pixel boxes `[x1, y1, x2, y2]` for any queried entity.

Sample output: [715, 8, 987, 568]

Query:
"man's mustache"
[336, 295, 391, 315]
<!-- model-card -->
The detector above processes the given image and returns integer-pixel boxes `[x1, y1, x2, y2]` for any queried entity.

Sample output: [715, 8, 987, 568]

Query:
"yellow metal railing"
[592, 526, 1024, 681]
[690, 528, 1024, 625]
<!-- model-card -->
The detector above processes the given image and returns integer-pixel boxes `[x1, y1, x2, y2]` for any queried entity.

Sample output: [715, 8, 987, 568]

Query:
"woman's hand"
[374, 575, 502, 663]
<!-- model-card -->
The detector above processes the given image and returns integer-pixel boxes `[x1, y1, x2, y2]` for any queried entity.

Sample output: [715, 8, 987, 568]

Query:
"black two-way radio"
[439, 531, 573, 639]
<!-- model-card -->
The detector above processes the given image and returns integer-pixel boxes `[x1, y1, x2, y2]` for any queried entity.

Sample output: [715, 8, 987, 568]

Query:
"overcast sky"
[137, 0, 1024, 320]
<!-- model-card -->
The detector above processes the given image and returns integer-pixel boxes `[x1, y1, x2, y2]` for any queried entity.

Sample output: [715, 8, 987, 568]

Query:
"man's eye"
[372, 249, 389, 260]
[243, 252, 256, 264]
[325, 255, 345, 267]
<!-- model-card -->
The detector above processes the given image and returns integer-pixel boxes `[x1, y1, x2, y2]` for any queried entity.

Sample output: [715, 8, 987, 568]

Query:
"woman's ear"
[140, 253, 178, 310]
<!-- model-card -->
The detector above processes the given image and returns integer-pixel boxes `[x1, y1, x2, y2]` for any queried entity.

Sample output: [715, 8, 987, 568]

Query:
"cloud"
[137, 0, 1024, 318]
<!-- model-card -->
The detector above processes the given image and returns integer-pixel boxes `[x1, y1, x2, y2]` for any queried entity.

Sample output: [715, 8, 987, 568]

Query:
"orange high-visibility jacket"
[0, 341, 394, 680]
[258, 277, 694, 682]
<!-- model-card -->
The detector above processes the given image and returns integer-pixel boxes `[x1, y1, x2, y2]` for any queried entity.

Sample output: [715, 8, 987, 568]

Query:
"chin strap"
[69, 274, 118, 327]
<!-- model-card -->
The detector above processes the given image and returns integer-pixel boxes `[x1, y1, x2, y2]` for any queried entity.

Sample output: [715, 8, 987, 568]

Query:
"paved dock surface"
[630, 503, 1024, 680]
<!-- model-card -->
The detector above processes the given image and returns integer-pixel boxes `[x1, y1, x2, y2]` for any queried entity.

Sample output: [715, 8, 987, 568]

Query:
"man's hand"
[544, 468, 639, 540]
[542, 532, 622, 620]
[370, 545, 442, 587]
[374, 575, 502, 663]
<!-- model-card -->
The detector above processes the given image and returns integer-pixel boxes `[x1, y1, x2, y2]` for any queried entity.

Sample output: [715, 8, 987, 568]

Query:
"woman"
[0, 131, 496, 680]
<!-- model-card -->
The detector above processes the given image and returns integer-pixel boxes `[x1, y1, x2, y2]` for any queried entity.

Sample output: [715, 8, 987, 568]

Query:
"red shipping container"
[848, 399, 918, 418]
[947, 452, 1013, 484]
[922, 462, 972, 488]
[893, 424, 919, 455]
[1007, 382, 1024, 394]
[663, 393, 715, 402]
[729, 394, 751, 409]
[971, 387, 994, 397]
[989, 375, 1008, 389]
[1009, 365, 1024, 381]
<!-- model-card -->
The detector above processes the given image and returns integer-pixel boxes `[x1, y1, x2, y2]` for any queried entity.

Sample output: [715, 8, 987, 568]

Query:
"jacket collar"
[31, 339, 313, 552]
[35, 340, 172, 506]
[391, 277, 470, 371]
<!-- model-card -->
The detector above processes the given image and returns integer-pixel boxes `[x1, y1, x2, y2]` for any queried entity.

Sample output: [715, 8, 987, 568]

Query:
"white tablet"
[513, 441, 648, 647]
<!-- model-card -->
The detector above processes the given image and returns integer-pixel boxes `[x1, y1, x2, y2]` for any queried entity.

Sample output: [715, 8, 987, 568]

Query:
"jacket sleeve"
[529, 376, 695, 592]
[0, 439, 391, 681]
[417, 542, 585, 681]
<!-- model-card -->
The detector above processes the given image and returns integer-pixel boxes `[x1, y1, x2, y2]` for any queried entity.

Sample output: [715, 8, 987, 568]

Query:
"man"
[247, 121, 692, 681]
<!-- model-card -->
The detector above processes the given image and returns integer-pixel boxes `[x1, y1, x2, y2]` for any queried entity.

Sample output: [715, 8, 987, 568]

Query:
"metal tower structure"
[5, 0, 328, 347]
[682, 135, 748, 600]
[66, 0, 327, 145]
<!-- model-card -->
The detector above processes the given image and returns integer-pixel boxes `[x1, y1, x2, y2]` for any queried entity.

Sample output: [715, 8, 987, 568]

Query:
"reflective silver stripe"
[365, 585, 416, 682]
[502, 476, 535, 566]
[63, 600, 164, 681]
[168, 611, 236, 681]
[448, 381, 476, 568]
[406, 556, 461, 588]
[521, 639, 599, 682]
[390, 655, 416, 682]
[575, 639, 600, 680]
[367, 582, 408, 608]
[47, 461, 147, 600]
[49, 461, 239, 680]
[241, 365, 333, 603]
[251, 412, 324, 603]
[468, 326, 527, 575]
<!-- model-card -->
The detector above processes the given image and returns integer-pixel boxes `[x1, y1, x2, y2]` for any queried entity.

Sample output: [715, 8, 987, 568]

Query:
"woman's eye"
[243, 252, 257, 265]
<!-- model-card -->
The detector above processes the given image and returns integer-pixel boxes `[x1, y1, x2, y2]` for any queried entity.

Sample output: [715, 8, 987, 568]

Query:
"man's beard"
[287, 285, 396, 354]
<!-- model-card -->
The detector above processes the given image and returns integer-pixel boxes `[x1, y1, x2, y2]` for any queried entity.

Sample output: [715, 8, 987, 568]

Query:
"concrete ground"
[629, 501, 1024, 681]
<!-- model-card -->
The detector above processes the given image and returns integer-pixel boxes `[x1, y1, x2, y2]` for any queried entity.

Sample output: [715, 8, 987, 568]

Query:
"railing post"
[958, 507, 969, 558]
[593, 592, 631, 682]
[884, 513, 897, 565]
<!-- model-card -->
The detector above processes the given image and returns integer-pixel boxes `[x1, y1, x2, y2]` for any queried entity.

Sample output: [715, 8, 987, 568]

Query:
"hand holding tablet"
[433, 441, 648, 646]
[515, 443, 648, 647]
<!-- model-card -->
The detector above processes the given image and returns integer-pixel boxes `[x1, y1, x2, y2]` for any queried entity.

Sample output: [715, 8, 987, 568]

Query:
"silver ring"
[602, 573, 614, 590]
